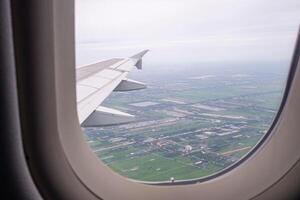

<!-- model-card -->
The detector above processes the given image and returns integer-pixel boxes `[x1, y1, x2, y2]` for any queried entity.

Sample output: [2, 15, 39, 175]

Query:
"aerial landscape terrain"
[82, 62, 287, 183]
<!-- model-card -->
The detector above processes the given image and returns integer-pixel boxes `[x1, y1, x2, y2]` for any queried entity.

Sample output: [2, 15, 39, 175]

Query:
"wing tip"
[130, 49, 149, 59]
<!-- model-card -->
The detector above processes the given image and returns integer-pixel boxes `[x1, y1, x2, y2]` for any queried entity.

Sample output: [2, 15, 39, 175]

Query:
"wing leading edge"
[76, 50, 149, 126]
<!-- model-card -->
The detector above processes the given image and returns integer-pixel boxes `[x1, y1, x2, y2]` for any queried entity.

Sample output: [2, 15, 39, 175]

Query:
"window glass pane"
[76, 0, 300, 183]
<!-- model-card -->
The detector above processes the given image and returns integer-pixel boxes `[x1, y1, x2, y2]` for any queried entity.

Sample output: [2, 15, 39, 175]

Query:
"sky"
[75, 0, 300, 67]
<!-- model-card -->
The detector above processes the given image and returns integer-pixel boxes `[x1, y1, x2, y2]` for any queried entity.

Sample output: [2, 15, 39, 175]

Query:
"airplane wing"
[76, 50, 149, 127]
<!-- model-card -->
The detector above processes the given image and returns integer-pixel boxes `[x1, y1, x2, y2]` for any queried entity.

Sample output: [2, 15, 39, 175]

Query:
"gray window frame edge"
[11, 0, 300, 199]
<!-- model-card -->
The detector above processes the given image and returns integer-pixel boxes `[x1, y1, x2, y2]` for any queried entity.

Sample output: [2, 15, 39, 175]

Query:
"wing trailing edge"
[81, 106, 135, 127]
[114, 79, 146, 91]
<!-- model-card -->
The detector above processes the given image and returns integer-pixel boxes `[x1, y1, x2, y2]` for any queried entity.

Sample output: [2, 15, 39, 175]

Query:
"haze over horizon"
[76, 0, 300, 67]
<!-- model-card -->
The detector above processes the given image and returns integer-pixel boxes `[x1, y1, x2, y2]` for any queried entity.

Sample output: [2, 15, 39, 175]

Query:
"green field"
[84, 68, 286, 182]
[105, 152, 221, 182]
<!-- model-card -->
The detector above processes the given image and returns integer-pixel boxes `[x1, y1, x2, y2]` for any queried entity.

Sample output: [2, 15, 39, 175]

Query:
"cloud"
[75, 0, 300, 65]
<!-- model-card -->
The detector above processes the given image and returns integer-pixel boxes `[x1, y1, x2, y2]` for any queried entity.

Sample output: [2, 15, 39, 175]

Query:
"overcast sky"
[75, 0, 300, 66]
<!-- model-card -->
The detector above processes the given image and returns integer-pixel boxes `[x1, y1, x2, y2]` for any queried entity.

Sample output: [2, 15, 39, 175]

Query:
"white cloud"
[75, 0, 300, 65]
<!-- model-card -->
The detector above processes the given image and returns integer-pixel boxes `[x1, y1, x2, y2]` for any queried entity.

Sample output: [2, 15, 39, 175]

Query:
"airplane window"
[75, 0, 300, 183]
